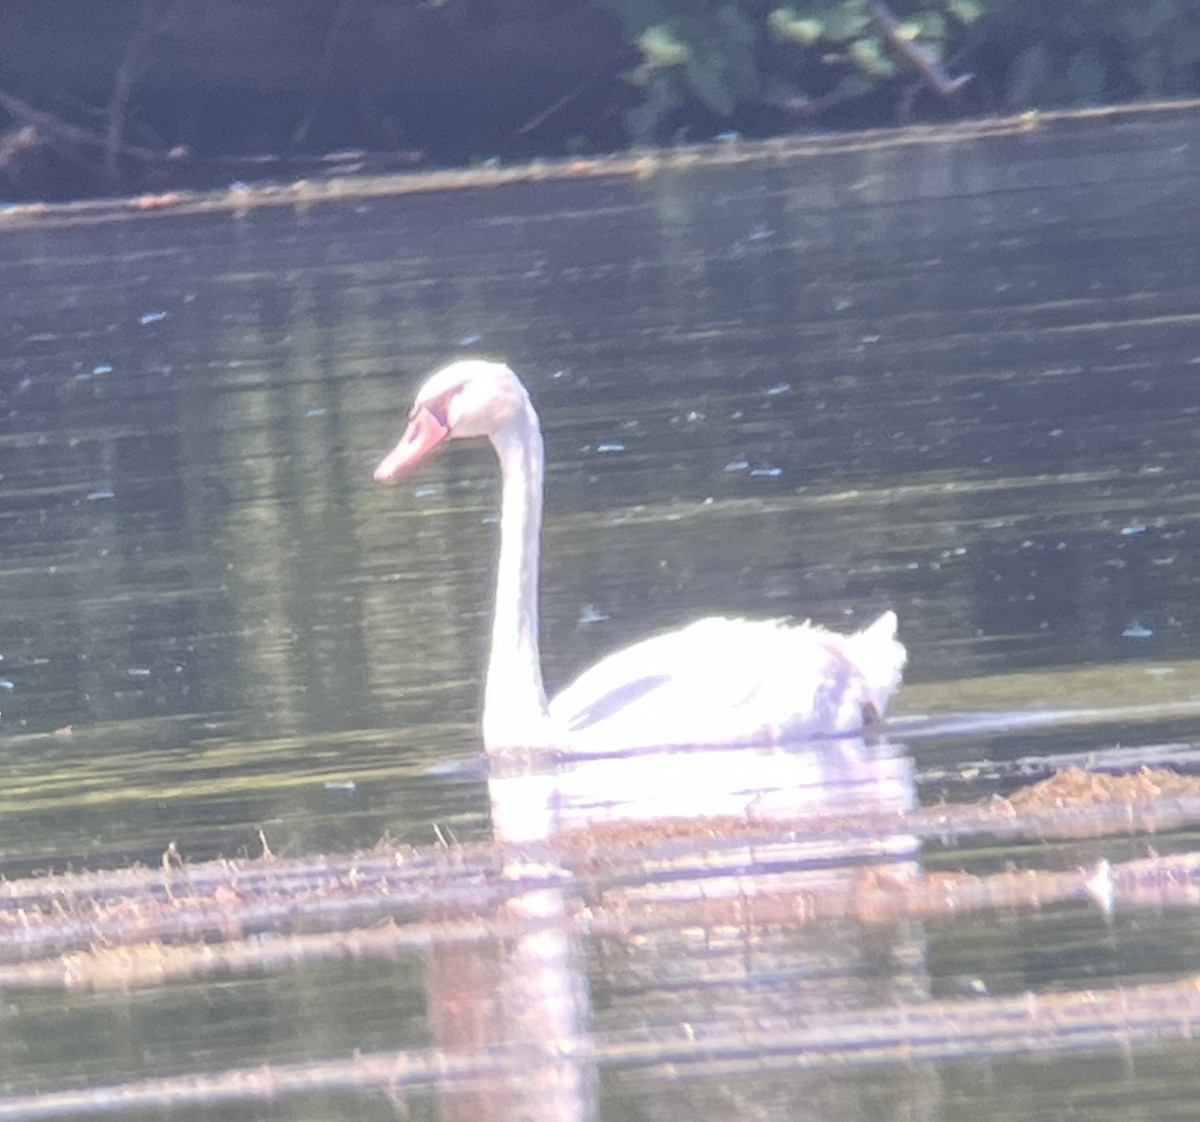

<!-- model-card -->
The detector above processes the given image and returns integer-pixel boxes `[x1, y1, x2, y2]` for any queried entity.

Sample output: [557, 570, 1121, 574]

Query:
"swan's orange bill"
[373, 406, 450, 483]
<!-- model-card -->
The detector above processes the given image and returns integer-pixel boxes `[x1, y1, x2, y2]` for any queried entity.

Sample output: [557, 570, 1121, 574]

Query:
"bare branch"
[104, 0, 179, 180]
[869, 0, 972, 98]
[0, 86, 161, 163]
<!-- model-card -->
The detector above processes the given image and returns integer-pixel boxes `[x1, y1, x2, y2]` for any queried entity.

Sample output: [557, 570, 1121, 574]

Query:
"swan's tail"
[846, 610, 907, 715]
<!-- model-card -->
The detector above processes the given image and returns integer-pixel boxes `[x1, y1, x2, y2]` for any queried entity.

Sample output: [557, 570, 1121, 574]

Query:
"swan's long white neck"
[483, 399, 553, 750]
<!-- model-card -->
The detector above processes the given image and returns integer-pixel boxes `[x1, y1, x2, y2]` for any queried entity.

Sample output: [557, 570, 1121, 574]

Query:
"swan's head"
[374, 360, 533, 484]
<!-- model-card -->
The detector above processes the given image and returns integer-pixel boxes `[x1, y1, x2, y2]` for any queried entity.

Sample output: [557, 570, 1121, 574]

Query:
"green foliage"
[622, 3, 761, 139]
[768, 9, 824, 46]
[605, 0, 979, 139]
[594, 0, 1200, 142]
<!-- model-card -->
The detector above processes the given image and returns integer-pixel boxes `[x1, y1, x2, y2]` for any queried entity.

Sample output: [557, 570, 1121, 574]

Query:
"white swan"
[374, 360, 905, 754]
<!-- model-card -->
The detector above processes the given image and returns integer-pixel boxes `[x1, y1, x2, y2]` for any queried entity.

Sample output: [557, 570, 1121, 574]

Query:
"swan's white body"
[375, 360, 905, 754]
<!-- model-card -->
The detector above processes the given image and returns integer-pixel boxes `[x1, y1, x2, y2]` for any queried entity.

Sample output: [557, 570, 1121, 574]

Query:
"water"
[2, 104, 1200, 1117]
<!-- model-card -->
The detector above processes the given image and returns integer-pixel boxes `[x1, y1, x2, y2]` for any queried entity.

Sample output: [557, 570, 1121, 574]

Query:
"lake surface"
[3, 102, 1200, 1119]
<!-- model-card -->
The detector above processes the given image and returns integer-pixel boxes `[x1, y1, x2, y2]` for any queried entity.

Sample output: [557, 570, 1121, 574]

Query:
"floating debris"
[1122, 622, 1154, 639]
[127, 667, 152, 678]
[766, 382, 791, 396]
[596, 442, 625, 454]
[139, 311, 167, 325]
[323, 780, 358, 793]
[1083, 858, 1115, 916]
[750, 466, 783, 477]
[724, 460, 749, 472]
[305, 407, 327, 418]
[578, 604, 609, 626]
[132, 192, 183, 211]
[86, 489, 115, 502]
[1002, 766, 1200, 812]
[413, 485, 438, 499]
[458, 333, 482, 347]
[1120, 522, 1147, 536]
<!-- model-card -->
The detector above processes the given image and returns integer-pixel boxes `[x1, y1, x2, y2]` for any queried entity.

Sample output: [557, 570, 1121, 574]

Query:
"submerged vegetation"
[1, 0, 1199, 198]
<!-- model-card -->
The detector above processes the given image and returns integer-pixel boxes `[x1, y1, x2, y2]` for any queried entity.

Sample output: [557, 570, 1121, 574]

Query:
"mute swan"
[374, 360, 905, 753]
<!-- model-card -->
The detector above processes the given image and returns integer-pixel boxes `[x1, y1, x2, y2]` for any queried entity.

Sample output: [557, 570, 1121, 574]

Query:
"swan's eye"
[426, 397, 451, 428]
[414, 393, 453, 429]
[424, 384, 469, 430]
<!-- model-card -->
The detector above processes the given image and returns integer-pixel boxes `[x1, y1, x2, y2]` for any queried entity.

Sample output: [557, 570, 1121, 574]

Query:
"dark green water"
[3, 105, 1200, 1118]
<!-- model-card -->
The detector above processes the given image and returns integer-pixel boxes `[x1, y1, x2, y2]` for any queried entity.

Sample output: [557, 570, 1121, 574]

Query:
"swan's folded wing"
[548, 613, 904, 752]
